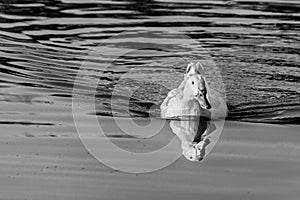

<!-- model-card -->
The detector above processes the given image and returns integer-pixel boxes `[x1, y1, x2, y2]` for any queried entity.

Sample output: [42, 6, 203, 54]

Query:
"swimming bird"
[160, 62, 212, 119]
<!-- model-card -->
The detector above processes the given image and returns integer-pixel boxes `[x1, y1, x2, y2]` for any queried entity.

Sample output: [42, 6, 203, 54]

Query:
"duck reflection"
[169, 115, 216, 162]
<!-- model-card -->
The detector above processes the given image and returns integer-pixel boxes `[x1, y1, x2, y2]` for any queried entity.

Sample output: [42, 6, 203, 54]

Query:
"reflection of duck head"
[183, 138, 211, 162]
[170, 118, 215, 162]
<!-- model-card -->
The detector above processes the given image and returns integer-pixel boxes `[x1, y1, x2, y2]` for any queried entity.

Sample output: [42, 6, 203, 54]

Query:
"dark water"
[0, 0, 300, 124]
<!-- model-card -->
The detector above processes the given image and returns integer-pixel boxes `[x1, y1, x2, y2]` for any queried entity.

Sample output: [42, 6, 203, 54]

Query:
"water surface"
[0, 0, 300, 125]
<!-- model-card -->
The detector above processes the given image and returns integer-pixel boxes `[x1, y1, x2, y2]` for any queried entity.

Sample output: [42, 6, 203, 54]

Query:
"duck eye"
[192, 81, 194, 85]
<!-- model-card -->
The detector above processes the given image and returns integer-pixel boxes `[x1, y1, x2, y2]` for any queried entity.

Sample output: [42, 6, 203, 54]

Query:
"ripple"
[0, 0, 299, 124]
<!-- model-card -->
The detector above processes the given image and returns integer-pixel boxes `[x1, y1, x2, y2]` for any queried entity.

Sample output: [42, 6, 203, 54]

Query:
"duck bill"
[202, 95, 211, 109]
[196, 92, 211, 110]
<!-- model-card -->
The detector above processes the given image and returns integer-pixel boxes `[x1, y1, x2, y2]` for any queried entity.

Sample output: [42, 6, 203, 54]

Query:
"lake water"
[1, 1, 300, 199]
[0, 0, 299, 125]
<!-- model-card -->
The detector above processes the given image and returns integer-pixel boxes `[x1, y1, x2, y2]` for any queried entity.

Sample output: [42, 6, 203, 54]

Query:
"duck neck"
[182, 87, 194, 101]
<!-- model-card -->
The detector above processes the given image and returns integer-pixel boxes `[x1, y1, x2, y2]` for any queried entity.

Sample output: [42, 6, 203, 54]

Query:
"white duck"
[160, 62, 212, 119]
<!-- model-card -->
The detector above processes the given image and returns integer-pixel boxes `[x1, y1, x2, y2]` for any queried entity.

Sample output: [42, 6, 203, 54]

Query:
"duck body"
[161, 88, 196, 118]
[160, 88, 211, 119]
